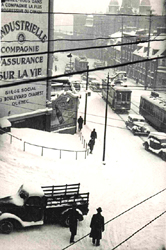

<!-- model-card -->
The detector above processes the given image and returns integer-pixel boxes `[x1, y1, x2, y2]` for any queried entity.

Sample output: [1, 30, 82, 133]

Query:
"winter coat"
[78, 117, 83, 130]
[68, 209, 80, 235]
[91, 130, 97, 140]
[90, 213, 104, 240]
[88, 139, 95, 151]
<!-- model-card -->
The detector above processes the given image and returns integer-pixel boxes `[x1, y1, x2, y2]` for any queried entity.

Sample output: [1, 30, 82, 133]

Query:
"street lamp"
[67, 53, 72, 73]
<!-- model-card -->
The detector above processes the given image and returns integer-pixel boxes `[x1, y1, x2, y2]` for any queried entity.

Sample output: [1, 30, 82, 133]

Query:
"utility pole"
[46, 0, 54, 106]
[153, 59, 158, 90]
[84, 65, 89, 125]
[121, 15, 124, 70]
[144, 10, 153, 90]
[102, 73, 109, 164]
[67, 53, 72, 73]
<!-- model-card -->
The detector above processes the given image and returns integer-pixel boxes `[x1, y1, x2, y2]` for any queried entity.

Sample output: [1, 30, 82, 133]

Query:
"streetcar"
[75, 56, 88, 72]
[102, 80, 132, 112]
[139, 92, 166, 133]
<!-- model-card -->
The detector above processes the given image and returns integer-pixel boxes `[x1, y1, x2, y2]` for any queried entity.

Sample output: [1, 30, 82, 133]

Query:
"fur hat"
[96, 207, 102, 212]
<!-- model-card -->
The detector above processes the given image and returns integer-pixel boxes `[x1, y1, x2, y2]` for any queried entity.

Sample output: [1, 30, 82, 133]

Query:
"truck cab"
[0, 184, 46, 234]
[0, 183, 89, 234]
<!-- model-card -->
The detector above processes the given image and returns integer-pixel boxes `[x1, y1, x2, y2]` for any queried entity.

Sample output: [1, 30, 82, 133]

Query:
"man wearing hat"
[68, 203, 81, 243]
[90, 207, 105, 246]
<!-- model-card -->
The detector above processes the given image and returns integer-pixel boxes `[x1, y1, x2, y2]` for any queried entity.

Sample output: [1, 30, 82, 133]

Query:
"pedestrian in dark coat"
[78, 116, 83, 131]
[68, 204, 81, 243]
[88, 138, 95, 154]
[90, 207, 105, 246]
[91, 129, 97, 140]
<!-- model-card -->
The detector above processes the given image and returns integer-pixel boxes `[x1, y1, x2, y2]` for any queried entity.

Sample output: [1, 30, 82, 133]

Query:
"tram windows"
[117, 93, 122, 101]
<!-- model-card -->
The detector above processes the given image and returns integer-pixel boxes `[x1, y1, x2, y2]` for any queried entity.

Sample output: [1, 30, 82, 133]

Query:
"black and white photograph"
[0, 0, 166, 249]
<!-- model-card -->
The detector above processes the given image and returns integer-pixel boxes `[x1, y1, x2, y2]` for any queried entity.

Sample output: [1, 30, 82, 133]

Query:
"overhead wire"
[1, 9, 164, 16]
[2, 33, 166, 43]
[62, 188, 166, 249]
[1, 55, 165, 88]
[1, 38, 165, 59]
[0, 35, 143, 43]
[111, 211, 166, 250]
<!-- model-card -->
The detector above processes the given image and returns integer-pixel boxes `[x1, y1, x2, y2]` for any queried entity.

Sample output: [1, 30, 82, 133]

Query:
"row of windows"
[140, 98, 166, 122]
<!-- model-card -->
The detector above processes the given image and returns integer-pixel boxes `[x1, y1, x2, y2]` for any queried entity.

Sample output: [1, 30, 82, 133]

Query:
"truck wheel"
[0, 220, 13, 234]
[60, 213, 70, 227]
[144, 143, 149, 151]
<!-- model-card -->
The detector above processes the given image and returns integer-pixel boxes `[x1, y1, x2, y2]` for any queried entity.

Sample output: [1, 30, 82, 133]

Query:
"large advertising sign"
[0, 0, 48, 117]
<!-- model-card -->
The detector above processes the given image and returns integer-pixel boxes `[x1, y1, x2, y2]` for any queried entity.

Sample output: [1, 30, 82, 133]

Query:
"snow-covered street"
[0, 87, 166, 250]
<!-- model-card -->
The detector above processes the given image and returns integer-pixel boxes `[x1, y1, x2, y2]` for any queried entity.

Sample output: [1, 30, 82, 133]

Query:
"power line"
[111, 211, 166, 250]
[1, 38, 165, 59]
[1, 10, 164, 17]
[62, 188, 166, 249]
[2, 34, 165, 43]
[0, 35, 139, 43]
[1, 55, 165, 88]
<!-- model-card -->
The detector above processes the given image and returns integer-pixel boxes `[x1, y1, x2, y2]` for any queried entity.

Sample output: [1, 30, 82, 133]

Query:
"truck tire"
[61, 213, 70, 227]
[0, 220, 14, 234]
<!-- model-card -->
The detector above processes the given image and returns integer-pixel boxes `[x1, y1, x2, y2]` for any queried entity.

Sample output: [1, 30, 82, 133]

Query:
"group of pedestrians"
[73, 118, 102, 246]
[77, 116, 97, 154]
[68, 204, 104, 247]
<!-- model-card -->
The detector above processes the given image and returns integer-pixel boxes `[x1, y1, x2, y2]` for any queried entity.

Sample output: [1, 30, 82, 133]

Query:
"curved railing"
[0, 128, 90, 160]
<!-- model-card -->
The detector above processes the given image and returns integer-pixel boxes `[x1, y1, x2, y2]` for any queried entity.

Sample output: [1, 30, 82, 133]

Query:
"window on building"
[161, 59, 166, 66]
[152, 49, 159, 55]
[162, 79, 166, 85]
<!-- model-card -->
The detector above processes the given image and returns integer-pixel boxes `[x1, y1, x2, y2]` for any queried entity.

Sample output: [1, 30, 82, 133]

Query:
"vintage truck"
[0, 183, 89, 234]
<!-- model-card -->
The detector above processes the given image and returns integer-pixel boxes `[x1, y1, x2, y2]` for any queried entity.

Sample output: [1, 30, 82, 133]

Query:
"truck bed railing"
[41, 183, 80, 198]
[46, 192, 89, 208]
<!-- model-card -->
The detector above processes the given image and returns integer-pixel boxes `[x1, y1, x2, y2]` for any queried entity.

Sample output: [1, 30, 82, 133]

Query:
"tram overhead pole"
[84, 65, 89, 125]
[102, 73, 109, 164]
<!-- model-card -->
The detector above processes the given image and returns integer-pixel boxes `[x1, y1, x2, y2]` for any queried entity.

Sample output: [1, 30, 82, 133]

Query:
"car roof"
[128, 114, 145, 120]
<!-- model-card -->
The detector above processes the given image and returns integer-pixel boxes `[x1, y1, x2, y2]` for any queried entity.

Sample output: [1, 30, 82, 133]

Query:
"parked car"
[125, 114, 150, 135]
[143, 132, 166, 161]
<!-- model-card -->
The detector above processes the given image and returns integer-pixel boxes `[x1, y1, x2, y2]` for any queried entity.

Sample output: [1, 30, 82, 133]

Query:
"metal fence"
[0, 128, 89, 160]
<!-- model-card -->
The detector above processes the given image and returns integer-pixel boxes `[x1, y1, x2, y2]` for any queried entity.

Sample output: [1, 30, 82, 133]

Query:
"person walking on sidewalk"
[78, 116, 83, 131]
[90, 128, 97, 140]
[88, 138, 95, 154]
[90, 207, 105, 246]
[68, 204, 80, 243]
